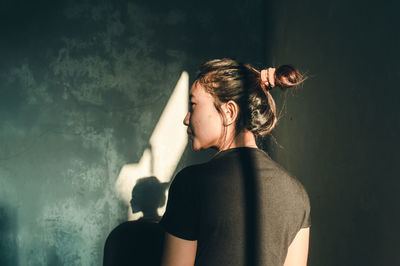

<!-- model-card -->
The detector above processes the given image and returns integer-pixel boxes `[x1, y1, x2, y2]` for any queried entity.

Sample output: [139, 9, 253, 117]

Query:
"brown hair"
[194, 58, 305, 137]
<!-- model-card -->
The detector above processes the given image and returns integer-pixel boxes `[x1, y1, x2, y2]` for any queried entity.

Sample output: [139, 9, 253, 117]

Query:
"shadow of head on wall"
[103, 177, 168, 265]
[130, 176, 169, 221]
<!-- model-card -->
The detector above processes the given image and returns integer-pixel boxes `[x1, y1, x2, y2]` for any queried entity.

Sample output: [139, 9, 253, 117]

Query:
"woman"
[160, 59, 310, 266]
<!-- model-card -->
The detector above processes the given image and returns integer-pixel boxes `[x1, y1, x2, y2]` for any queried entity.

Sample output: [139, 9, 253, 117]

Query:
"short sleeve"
[159, 168, 198, 240]
[300, 187, 311, 228]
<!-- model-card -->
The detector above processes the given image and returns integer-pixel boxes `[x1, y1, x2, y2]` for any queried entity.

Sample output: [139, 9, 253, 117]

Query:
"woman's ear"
[221, 100, 239, 126]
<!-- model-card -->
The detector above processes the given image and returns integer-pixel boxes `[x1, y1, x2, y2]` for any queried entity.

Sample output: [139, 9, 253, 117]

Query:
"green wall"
[0, 0, 265, 265]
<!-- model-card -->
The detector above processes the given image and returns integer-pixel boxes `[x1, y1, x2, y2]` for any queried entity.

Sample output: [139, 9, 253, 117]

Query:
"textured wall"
[265, 1, 400, 265]
[0, 0, 265, 265]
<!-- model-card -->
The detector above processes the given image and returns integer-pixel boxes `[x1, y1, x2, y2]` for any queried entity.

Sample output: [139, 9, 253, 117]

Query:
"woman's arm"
[283, 227, 310, 266]
[162, 232, 197, 266]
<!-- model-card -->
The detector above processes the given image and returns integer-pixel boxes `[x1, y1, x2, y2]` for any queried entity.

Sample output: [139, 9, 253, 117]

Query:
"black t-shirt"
[160, 147, 311, 266]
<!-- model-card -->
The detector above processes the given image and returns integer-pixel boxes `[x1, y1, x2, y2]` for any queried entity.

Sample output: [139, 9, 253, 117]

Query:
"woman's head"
[184, 58, 304, 151]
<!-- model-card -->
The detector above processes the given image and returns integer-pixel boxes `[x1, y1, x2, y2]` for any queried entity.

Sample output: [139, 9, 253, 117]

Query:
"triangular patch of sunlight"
[115, 71, 189, 220]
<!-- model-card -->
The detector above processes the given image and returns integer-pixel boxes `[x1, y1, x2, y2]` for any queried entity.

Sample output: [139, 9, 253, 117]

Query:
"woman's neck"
[219, 129, 258, 151]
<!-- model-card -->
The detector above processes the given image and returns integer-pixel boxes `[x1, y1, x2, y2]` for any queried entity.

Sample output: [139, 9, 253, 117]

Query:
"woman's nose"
[183, 112, 190, 126]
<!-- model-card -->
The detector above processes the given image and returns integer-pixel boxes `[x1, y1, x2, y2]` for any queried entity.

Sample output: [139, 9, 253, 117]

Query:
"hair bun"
[275, 65, 305, 90]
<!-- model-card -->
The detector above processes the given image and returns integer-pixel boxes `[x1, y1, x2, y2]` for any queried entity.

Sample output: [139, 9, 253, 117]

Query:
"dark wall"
[265, 1, 400, 265]
[0, 0, 265, 265]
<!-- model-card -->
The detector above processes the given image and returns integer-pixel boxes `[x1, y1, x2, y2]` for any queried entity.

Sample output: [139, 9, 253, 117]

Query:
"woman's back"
[160, 147, 310, 266]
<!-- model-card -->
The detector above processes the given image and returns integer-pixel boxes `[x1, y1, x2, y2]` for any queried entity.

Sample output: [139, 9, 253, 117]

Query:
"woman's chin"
[191, 140, 203, 151]
[191, 143, 201, 152]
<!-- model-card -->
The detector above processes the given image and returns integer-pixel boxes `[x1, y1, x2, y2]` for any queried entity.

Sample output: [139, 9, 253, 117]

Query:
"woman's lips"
[187, 129, 193, 138]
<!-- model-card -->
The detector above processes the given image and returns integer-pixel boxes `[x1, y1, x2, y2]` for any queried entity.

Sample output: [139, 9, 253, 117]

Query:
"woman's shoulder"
[171, 162, 208, 184]
[269, 163, 308, 197]
[250, 151, 309, 202]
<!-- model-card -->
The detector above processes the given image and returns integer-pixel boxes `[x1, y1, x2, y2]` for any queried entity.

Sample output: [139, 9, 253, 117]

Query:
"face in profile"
[183, 82, 224, 151]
